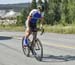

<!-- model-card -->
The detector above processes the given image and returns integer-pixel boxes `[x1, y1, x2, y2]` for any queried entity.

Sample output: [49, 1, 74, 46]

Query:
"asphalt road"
[0, 31, 75, 65]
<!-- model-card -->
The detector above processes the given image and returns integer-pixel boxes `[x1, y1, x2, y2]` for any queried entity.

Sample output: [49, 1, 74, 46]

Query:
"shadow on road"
[0, 43, 22, 53]
[0, 36, 12, 40]
[42, 54, 75, 62]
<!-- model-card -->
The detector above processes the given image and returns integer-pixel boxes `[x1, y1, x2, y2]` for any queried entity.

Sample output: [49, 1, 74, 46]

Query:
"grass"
[0, 25, 25, 32]
[0, 24, 75, 34]
[43, 24, 75, 34]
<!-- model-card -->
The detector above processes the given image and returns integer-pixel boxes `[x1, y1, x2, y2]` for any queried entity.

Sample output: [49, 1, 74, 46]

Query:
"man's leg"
[23, 28, 31, 47]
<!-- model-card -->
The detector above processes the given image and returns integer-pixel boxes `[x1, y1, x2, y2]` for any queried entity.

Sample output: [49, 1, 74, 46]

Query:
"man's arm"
[40, 12, 44, 29]
[26, 16, 32, 29]
[26, 10, 33, 29]
[40, 17, 44, 29]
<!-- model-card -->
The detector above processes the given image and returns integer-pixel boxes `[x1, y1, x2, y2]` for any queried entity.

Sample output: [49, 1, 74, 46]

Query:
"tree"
[47, 0, 75, 25]
[53, 0, 61, 23]
[44, 0, 49, 12]
[48, 0, 57, 25]
[38, 0, 43, 5]
[16, 9, 28, 26]
[44, 0, 50, 24]
[67, 0, 75, 23]
[31, 0, 37, 9]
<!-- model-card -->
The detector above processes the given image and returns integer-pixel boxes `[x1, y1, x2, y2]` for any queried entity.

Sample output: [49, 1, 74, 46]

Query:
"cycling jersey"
[25, 9, 44, 31]
[29, 9, 42, 24]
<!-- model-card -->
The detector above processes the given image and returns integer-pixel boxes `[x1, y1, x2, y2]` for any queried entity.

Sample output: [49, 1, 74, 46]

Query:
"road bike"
[22, 28, 44, 61]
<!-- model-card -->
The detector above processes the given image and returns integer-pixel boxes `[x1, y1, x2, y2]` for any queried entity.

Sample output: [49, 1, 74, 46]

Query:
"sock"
[23, 38, 28, 46]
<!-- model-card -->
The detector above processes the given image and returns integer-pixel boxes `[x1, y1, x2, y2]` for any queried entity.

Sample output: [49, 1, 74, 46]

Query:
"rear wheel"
[22, 37, 30, 57]
[32, 39, 43, 61]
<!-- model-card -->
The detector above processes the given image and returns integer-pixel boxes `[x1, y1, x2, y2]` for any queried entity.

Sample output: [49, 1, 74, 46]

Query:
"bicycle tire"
[33, 38, 43, 61]
[22, 37, 30, 57]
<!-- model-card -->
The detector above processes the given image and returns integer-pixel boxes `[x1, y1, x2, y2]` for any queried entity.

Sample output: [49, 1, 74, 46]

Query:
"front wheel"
[33, 38, 43, 61]
[22, 37, 30, 57]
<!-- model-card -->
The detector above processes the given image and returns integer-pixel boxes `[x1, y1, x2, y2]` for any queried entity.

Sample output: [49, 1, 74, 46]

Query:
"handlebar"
[36, 28, 44, 35]
[33, 28, 44, 35]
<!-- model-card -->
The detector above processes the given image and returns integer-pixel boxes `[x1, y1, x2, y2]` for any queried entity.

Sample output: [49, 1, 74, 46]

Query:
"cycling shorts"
[25, 20, 37, 32]
[29, 22, 37, 32]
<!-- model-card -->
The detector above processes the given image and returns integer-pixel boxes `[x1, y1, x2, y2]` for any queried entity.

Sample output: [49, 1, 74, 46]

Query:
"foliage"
[16, 9, 28, 26]
[31, 0, 37, 9]
[16, 0, 75, 26]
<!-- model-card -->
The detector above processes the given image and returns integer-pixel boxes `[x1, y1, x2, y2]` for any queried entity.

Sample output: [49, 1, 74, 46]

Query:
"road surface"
[0, 31, 75, 65]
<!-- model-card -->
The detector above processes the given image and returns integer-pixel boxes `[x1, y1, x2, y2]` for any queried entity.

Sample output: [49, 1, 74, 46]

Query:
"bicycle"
[22, 28, 44, 61]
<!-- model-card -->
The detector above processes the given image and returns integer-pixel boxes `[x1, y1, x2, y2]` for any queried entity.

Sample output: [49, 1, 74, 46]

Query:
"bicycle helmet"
[37, 4, 44, 12]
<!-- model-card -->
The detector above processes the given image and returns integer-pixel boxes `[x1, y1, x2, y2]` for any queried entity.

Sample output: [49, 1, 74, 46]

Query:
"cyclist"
[23, 5, 44, 47]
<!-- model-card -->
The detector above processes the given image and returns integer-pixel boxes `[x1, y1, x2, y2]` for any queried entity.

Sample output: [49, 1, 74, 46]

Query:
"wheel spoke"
[33, 39, 43, 61]
[22, 37, 30, 57]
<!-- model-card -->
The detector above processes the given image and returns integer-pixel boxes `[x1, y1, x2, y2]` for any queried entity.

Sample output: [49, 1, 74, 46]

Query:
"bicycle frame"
[32, 31, 37, 42]
[29, 31, 37, 49]
[31, 27, 44, 42]
[22, 28, 44, 61]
